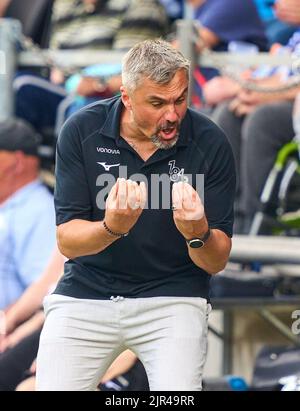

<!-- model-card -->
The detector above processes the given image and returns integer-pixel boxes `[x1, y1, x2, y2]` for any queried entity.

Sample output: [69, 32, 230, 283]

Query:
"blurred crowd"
[0, 0, 300, 391]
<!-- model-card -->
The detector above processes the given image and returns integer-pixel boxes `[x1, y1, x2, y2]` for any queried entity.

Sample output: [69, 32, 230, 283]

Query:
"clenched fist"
[172, 181, 208, 239]
[104, 178, 147, 235]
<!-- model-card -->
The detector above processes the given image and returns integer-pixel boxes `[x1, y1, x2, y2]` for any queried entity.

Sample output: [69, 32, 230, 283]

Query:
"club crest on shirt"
[168, 160, 188, 182]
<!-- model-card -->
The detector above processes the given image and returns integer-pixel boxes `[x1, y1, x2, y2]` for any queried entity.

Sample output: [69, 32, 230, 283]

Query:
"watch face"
[188, 239, 205, 248]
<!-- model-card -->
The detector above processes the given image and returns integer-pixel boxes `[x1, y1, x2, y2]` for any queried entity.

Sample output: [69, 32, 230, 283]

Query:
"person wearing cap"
[36, 40, 236, 391]
[0, 119, 56, 310]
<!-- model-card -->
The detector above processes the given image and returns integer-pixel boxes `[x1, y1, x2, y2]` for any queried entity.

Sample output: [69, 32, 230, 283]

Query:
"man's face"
[0, 150, 19, 203]
[0, 151, 17, 181]
[122, 69, 189, 150]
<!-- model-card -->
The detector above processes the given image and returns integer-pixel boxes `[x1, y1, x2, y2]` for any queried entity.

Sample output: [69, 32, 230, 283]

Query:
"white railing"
[231, 235, 300, 264]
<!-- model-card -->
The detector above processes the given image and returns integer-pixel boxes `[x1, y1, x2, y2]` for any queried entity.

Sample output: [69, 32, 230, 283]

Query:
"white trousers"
[36, 294, 211, 391]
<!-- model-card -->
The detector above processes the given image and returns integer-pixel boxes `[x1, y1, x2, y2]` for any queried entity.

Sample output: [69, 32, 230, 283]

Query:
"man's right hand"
[56, 179, 147, 259]
[104, 178, 147, 235]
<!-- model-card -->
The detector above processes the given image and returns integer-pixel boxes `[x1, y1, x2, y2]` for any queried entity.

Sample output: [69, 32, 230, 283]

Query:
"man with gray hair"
[36, 39, 236, 391]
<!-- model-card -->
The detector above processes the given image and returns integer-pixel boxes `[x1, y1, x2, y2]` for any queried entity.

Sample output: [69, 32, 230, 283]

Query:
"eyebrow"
[147, 87, 188, 103]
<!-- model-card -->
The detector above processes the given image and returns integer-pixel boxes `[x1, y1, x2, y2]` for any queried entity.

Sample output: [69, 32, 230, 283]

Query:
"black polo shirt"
[54, 96, 236, 301]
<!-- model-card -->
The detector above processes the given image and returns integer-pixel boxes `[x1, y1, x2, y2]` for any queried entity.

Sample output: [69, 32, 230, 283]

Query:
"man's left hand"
[172, 182, 208, 239]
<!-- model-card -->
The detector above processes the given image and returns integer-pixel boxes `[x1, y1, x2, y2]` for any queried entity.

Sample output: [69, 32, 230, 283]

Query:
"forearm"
[234, 85, 300, 115]
[256, 82, 300, 104]
[6, 282, 53, 331]
[5, 248, 64, 331]
[101, 350, 137, 384]
[203, 76, 240, 106]
[198, 27, 220, 49]
[5, 284, 45, 333]
[57, 219, 118, 259]
[4, 311, 45, 350]
[20, 310, 45, 332]
[265, 85, 300, 103]
[188, 229, 231, 275]
[282, 84, 300, 101]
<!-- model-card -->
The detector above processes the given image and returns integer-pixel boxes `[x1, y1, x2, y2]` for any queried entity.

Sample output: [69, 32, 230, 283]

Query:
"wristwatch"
[186, 228, 211, 248]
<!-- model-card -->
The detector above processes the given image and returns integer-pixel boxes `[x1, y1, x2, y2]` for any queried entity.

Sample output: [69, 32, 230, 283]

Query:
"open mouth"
[159, 126, 178, 141]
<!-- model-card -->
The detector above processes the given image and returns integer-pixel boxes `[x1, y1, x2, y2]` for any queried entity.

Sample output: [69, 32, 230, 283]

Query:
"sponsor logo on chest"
[97, 147, 120, 155]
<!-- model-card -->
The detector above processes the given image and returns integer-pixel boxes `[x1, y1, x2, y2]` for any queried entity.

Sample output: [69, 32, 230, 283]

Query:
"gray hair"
[122, 39, 190, 92]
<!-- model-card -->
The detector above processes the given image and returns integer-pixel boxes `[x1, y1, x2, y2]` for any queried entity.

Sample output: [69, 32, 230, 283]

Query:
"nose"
[164, 104, 179, 123]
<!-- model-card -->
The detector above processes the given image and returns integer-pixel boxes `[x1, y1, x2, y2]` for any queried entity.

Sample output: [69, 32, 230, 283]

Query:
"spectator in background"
[14, 349, 145, 391]
[159, 0, 183, 23]
[49, 0, 127, 51]
[186, 0, 268, 108]
[0, 0, 10, 16]
[0, 248, 64, 391]
[254, 0, 298, 46]
[15, 0, 169, 134]
[63, 63, 122, 117]
[0, 316, 44, 391]
[0, 248, 64, 346]
[0, 248, 146, 391]
[111, 0, 169, 50]
[0, 119, 56, 309]
[211, 28, 300, 233]
[50, 0, 169, 52]
[188, 0, 268, 53]
[275, 0, 300, 30]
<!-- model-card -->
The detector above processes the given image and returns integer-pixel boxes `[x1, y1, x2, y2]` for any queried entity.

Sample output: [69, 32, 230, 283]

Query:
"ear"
[120, 86, 132, 111]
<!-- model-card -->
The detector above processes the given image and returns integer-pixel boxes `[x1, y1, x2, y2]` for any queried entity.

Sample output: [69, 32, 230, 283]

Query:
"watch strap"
[186, 227, 211, 244]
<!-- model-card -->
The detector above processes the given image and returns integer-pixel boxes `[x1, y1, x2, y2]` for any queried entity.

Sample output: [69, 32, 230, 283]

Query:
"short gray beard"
[150, 132, 179, 150]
